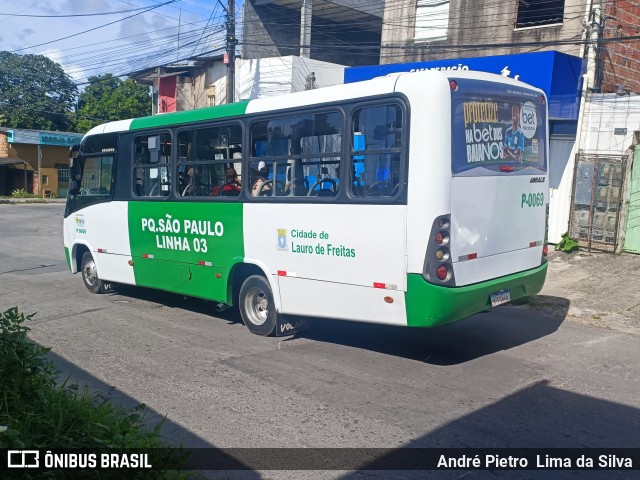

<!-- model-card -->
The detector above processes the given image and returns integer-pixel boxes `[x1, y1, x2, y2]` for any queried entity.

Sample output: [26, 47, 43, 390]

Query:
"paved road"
[1, 203, 638, 479]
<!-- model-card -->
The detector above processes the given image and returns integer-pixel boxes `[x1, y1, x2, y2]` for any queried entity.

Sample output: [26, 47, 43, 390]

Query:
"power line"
[0, 5, 161, 18]
[10, 0, 179, 54]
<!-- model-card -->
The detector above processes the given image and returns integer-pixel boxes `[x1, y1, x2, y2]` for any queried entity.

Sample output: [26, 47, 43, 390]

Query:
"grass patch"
[0, 307, 189, 479]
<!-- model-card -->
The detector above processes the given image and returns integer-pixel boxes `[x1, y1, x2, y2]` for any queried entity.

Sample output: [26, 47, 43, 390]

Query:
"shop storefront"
[0, 128, 83, 198]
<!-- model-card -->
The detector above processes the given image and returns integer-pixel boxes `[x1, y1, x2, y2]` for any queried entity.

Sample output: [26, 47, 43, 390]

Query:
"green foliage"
[11, 188, 37, 198]
[0, 307, 188, 479]
[0, 51, 78, 131]
[555, 232, 579, 253]
[75, 74, 151, 133]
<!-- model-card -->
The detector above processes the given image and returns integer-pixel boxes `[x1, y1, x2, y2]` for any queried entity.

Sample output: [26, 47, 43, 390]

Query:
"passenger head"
[226, 168, 238, 181]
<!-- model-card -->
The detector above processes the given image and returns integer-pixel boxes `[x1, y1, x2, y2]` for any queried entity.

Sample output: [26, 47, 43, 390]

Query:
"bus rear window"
[451, 81, 547, 175]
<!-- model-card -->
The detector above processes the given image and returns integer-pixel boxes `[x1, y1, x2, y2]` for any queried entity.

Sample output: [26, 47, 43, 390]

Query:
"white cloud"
[41, 48, 87, 83]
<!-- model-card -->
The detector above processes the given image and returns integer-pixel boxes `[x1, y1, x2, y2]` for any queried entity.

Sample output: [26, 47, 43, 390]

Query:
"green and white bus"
[63, 70, 549, 336]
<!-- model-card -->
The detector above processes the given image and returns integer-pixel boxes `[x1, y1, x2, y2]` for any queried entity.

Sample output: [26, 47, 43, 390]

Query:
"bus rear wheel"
[239, 275, 277, 336]
[81, 252, 104, 294]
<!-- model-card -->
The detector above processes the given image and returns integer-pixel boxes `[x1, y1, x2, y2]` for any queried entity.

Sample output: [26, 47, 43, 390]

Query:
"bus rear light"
[436, 266, 448, 280]
[424, 213, 455, 286]
[499, 166, 515, 172]
[435, 232, 449, 245]
[543, 245, 548, 256]
[373, 282, 385, 289]
[449, 80, 458, 91]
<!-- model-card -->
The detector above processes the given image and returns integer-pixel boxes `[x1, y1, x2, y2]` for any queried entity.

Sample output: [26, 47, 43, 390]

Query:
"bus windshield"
[451, 79, 547, 175]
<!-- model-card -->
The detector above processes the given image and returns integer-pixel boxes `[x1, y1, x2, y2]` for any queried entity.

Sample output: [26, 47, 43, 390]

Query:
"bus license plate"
[490, 289, 511, 307]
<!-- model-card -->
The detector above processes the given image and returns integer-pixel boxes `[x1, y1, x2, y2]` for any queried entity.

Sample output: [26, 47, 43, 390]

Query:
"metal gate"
[568, 154, 627, 252]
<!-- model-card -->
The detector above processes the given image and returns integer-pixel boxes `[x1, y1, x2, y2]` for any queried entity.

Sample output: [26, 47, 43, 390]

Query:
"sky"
[0, 0, 240, 85]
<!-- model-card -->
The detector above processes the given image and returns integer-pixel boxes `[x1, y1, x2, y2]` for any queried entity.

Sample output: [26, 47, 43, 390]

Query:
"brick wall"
[0, 132, 8, 157]
[603, 1, 640, 94]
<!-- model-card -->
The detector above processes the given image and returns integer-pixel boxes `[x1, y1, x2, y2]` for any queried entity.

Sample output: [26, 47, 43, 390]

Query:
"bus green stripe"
[129, 101, 250, 131]
[64, 246, 71, 270]
[404, 263, 548, 327]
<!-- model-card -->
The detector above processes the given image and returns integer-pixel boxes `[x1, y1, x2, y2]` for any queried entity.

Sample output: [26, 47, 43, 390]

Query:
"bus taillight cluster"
[434, 217, 452, 282]
[423, 214, 456, 286]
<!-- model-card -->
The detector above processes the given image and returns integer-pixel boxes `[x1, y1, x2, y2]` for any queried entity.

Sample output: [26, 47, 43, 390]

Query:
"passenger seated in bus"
[211, 168, 241, 196]
[251, 161, 271, 196]
[181, 166, 204, 196]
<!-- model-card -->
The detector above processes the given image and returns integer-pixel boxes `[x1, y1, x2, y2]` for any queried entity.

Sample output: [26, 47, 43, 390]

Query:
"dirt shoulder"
[525, 250, 640, 335]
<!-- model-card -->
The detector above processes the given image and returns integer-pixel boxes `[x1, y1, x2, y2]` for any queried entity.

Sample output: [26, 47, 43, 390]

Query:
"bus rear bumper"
[404, 262, 548, 328]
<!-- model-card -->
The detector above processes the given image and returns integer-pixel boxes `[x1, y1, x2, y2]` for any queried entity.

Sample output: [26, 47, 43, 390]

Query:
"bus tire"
[81, 252, 104, 294]
[239, 275, 277, 336]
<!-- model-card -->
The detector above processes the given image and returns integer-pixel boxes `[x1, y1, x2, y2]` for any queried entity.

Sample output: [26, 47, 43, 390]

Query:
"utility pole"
[300, 0, 312, 58]
[37, 144, 42, 197]
[226, 0, 236, 103]
[593, 7, 606, 93]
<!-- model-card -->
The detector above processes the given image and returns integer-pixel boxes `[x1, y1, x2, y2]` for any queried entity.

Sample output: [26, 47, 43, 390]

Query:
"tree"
[0, 51, 78, 131]
[75, 74, 151, 133]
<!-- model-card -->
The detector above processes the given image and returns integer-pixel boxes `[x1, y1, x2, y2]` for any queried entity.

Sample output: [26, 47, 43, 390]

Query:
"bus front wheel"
[239, 275, 277, 336]
[81, 252, 104, 294]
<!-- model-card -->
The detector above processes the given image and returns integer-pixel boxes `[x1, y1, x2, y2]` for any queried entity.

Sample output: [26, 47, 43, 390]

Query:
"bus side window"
[176, 124, 243, 198]
[249, 111, 342, 198]
[351, 105, 403, 198]
[133, 133, 171, 198]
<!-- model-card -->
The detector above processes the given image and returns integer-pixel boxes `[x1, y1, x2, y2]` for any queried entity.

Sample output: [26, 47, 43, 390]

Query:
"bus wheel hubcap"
[84, 259, 97, 286]
[245, 287, 269, 326]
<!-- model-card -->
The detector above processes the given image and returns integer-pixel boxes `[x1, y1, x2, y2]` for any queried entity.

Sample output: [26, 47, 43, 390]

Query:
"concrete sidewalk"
[525, 250, 640, 335]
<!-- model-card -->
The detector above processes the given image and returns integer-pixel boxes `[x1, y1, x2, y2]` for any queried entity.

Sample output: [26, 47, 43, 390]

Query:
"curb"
[0, 199, 66, 204]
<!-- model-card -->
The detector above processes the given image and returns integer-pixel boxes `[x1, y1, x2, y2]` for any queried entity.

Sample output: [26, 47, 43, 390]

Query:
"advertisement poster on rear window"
[451, 80, 547, 175]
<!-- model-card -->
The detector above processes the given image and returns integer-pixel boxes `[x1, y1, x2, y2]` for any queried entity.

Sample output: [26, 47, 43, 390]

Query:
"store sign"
[6, 129, 82, 146]
[39, 132, 84, 146]
[344, 50, 584, 121]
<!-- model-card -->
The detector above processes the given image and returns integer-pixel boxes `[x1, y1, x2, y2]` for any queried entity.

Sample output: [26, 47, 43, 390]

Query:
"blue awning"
[344, 51, 585, 120]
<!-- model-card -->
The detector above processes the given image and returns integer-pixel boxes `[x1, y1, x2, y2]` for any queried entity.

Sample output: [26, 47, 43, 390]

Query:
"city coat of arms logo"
[277, 229, 288, 250]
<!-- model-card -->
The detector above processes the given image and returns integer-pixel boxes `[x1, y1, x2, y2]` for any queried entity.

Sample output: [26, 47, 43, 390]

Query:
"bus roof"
[83, 70, 543, 139]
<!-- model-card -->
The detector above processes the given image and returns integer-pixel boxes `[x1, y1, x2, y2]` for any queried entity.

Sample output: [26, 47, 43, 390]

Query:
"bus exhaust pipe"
[214, 303, 229, 313]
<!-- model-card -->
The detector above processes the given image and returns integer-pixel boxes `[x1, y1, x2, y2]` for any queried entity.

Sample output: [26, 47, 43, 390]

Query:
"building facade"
[381, 0, 587, 64]
[0, 128, 82, 198]
[132, 56, 345, 114]
[242, 0, 384, 66]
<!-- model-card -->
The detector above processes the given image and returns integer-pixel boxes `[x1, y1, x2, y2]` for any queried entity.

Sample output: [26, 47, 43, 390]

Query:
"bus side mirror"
[68, 180, 79, 196]
[68, 144, 82, 195]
